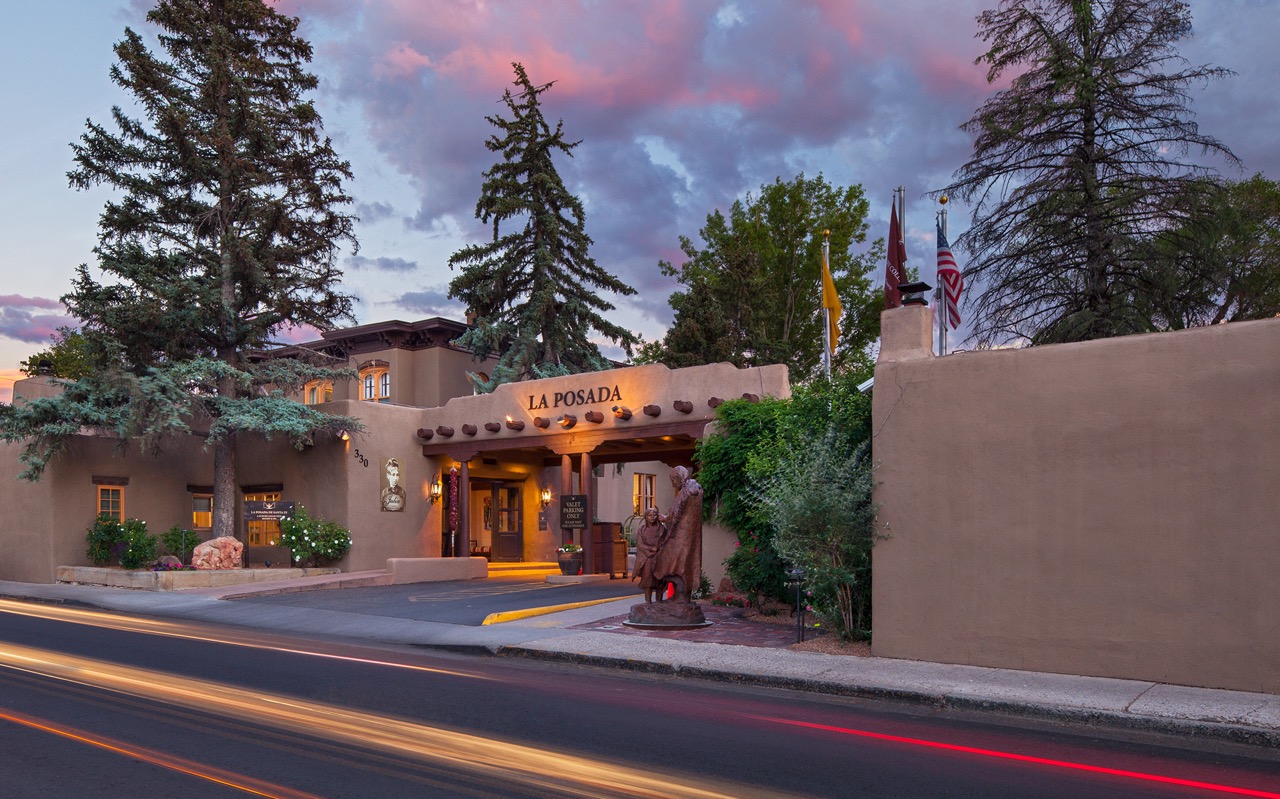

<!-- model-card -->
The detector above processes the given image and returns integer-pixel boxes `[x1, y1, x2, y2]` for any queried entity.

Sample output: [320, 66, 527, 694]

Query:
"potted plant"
[556, 542, 583, 575]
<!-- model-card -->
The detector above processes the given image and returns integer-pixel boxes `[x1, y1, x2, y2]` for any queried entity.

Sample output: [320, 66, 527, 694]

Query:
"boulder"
[191, 536, 244, 570]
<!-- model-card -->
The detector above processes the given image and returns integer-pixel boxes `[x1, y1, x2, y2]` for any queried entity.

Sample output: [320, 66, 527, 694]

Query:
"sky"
[2, 0, 1278, 402]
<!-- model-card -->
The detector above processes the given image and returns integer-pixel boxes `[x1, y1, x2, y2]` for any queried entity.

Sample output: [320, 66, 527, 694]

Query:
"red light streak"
[0, 708, 325, 799]
[757, 716, 1280, 798]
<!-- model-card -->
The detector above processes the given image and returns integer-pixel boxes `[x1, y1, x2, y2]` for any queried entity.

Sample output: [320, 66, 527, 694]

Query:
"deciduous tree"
[640, 174, 881, 379]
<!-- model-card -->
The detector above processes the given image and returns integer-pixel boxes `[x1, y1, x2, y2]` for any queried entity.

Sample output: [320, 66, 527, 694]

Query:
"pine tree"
[941, 0, 1238, 345]
[448, 63, 638, 391]
[0, 0, 359, 540]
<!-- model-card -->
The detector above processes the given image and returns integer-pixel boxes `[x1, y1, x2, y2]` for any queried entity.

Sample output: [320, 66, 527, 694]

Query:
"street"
[1, 599, 1278, 798]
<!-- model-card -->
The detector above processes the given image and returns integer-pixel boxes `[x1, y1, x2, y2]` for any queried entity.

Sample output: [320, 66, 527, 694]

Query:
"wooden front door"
[492, 482, 523, 562]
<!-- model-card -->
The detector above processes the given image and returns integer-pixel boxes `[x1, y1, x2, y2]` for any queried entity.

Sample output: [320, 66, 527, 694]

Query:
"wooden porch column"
[581, 451, 594, 574]
[456, 459, 470, 557]
[560, 453, 573, 547]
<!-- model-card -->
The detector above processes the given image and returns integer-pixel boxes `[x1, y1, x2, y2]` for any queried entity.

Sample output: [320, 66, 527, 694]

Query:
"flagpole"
[939, 202, 949, 357]
[822, 232, 832, 381]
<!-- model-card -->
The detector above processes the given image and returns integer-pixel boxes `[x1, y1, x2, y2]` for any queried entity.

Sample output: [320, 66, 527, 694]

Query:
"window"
[303, 380, 332, 406]
[358, 363, 390, 403]
[633, 473, 656, 515]
[192, 494, 213, 530]
[97, 486, 123, 522]
[244, 491, 282, 546]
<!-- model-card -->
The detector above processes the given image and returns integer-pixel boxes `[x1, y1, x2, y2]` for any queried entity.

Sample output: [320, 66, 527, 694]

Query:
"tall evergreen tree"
[448, 63, 638, 391]
[639, 174, 881, 379]
[941, 0, 1239, 345]
[0, 0, 359, 540]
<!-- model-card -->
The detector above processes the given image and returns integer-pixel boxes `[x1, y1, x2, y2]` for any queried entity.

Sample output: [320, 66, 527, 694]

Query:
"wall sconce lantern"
[338, 429, 350, 441]
[558, 414, 577, 429]
[612, 405, 632, 420]
[429, 476, 443, 504]
[540, 486, 552, 508]
[505, 415, 525, 431]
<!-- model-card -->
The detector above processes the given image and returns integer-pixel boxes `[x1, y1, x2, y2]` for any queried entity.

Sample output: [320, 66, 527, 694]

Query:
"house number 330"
[352, 449, 369, 467]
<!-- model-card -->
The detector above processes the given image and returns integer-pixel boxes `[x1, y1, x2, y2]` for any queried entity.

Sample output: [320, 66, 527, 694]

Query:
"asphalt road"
[236, 575, 643, 625]
[3, 601, 1280, 798]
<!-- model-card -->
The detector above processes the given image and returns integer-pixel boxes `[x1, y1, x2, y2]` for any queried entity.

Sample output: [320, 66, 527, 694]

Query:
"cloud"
[393, 289, 462, 318]
[355, 200, 398, 224]
[0, 295, 74, 349]
[346, 254, 419, 272]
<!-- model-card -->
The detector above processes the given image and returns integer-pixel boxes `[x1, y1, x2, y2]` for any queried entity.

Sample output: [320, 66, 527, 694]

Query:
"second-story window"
[359, 363, 391, 403]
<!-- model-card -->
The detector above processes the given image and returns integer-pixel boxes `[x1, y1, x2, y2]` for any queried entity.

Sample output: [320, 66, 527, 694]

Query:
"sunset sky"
[2, 0, 1277, 402]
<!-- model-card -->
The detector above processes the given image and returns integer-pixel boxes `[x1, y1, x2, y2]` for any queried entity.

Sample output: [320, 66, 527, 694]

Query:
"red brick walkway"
[570, 605, 817, 648]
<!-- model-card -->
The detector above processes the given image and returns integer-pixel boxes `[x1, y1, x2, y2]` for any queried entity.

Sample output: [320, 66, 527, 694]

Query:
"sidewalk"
[3, 575, 1278, 748]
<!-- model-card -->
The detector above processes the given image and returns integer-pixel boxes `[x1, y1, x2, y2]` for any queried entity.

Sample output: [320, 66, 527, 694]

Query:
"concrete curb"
[491, 645, 1280, 749]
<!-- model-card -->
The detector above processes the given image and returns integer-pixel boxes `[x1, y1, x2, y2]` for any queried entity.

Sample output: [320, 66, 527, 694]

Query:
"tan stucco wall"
[871, 307, 1280, 693]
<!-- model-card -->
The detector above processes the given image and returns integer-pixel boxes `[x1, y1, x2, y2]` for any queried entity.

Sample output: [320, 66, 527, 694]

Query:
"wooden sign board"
[244, 500, 295, 522]
[559, 495, 588, 529]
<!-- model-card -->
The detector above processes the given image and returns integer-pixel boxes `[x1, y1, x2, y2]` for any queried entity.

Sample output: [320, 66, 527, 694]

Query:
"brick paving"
[570, 604, 819, 648]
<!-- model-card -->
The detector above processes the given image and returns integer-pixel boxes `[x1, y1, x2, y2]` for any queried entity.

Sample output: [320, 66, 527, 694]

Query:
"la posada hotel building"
[2, 317, 790, 585]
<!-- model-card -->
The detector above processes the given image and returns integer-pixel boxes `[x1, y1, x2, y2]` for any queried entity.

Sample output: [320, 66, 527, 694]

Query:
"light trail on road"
[0, 641, 793, 799]
[0, 707, 325, 799]
[0, 598, 488, 680]
[755, 716, 1280, 798]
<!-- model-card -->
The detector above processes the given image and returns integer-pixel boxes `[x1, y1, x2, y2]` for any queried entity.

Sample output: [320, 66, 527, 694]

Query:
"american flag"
[936, 222, 962, 329]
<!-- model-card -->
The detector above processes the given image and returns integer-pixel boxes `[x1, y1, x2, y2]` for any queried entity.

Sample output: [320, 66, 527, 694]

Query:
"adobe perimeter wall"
[871, 307, 1280, 694]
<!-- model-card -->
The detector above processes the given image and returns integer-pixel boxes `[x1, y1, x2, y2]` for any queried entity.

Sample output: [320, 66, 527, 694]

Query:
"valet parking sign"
[559, 495, 588, 530]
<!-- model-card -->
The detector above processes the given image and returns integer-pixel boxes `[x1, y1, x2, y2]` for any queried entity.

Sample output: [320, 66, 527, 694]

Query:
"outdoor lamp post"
[786, 567, 807, 643]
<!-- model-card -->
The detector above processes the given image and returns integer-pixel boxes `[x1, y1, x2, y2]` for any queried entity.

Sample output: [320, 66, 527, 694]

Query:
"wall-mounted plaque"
[244, 501, 295, 522]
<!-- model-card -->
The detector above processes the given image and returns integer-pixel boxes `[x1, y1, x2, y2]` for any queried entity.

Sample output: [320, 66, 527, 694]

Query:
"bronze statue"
[653, 465, 703, 603]
[631, 506, 667, 603]
[625, 466, 707, 627]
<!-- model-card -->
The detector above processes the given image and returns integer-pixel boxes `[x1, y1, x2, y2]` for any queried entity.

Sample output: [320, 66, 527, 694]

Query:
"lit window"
[633, 473, 656, 515]
[303, 380, 332, 406]
[358, 364, 390, 403]
[98, 487, 123, 522]
[192, 494, 213, 529]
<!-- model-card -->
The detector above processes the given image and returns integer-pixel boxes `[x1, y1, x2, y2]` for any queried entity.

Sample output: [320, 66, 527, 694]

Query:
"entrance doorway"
[490, 482, 523, 562]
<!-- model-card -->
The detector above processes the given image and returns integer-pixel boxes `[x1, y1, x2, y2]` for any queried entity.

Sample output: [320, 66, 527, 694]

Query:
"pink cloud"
[0, 295, 64, 310]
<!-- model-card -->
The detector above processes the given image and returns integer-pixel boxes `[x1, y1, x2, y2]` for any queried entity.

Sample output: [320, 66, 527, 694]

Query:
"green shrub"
[753, 431, 881, 640]
[723, 530, 789, 607]
[161, 526, 202, 563]
[87, 516, 157, 568]
[86, 515, 126, 566]
[279, 505, 351, 566]
[118, 519, 158, 569]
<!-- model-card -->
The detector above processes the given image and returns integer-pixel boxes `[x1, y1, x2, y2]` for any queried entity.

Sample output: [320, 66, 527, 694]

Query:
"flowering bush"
[86, 516, 156, 568]
[152, 561, 196, 572]
[279, 505, 352, 566]
[710, 593, 749, 608]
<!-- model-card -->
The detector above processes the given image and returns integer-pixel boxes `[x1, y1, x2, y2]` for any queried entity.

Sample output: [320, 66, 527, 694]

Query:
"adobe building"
[0, 317, 790, 585]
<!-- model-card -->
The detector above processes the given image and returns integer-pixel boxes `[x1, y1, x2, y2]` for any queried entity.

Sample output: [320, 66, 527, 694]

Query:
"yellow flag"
[821, 246, 842, 346]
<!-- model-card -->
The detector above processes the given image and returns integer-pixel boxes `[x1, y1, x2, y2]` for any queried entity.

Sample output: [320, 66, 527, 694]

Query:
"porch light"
[429, 476, 443, 504]
[338, 429, 350, 441]
[540, 486, 552, 507]
[612, 405, 632, 421]
[558, 414, 577, 429]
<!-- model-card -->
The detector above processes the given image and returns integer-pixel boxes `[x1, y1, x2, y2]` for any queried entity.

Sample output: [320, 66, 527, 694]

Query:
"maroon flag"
[885, 204, 907, 308]
[936, 221, 962, 329]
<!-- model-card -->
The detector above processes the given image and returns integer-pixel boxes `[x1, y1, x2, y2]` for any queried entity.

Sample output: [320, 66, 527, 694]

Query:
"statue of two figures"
[626, 466, 709, 628]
